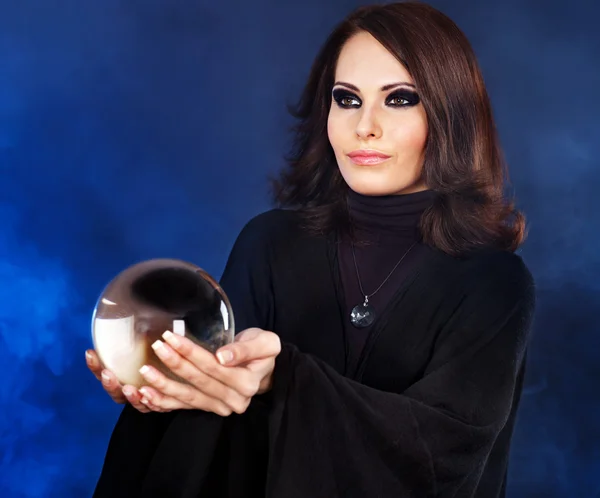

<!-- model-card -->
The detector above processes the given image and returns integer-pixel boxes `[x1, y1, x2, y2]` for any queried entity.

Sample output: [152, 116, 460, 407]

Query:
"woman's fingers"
[86, 349, 182, 414]
[140, 350, 250, 414]
[216, 329, 281, 367]
[138, 368, 238, 416]
[99, 369, 127, 404]
[136, 386, 194, 413]
[86, 350, 131, 406]
[122, 384, 152, 413]
[156, 333, 259, 398]
[86, 350, 126, 403]
[85, 349, 103, 380]
[86, 328, 277, 415]
[136, 386, 184, 413]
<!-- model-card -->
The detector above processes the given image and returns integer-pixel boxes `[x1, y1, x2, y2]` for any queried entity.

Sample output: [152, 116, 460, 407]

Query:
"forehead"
[334, 31, 414, 87]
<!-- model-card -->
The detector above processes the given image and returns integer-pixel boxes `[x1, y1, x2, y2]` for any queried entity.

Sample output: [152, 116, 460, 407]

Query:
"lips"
[347, 150, 391, 166]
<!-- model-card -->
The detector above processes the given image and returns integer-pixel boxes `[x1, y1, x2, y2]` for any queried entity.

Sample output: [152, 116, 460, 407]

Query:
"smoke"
[0, 204, 79, 497]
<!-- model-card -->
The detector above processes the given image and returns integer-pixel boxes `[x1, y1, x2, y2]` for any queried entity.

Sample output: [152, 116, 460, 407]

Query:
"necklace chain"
[351, 241, 417, 304]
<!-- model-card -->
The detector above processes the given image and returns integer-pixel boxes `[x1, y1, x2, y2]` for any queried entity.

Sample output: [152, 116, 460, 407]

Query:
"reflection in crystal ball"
[92, 259, 235, 388]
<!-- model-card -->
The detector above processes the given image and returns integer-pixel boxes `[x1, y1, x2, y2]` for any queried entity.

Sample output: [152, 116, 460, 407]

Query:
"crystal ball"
[92, 258, 235, 388]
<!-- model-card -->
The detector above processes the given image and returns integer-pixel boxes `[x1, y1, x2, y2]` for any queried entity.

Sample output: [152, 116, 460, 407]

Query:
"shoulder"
[424, 250, 536, 352]
[461, 250, 534, 289]
[221, 209, 302, 282]
[236, 208, 302, 243]
[231, 208, 304, 256]
[432, 248, 535, 307]
[238, 208, 300, 237]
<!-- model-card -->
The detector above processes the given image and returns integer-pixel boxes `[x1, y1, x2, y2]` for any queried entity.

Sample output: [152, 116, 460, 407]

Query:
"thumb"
[234, 327, 263, 343]
[216, 328, 280, 366]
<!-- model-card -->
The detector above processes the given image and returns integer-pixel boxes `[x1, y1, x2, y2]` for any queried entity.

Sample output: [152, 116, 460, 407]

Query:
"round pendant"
[350, 302, 376, 328]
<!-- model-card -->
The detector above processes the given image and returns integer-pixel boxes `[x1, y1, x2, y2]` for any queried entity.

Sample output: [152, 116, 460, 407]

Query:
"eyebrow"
[333, 81, 416, 91]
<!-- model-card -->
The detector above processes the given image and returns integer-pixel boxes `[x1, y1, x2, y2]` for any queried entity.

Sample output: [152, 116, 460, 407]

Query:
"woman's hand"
[135, 327, 281, 416]
[85, 349, 152, 413]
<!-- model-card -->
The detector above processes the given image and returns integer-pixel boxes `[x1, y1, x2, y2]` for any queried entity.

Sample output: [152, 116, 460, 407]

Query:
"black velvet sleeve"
[265, 254, 536, 498]
[218, 211, 276, 333]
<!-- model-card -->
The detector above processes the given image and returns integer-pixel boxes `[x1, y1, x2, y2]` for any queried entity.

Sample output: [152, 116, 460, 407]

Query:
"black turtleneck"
[339, 188, 437, 374]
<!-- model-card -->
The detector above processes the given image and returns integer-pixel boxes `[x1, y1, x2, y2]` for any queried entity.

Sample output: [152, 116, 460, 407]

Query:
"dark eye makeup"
[332, 87, 420, 109]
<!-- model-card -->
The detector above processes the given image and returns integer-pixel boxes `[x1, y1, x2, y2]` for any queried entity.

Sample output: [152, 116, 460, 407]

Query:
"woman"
[87, 2, 535, 497]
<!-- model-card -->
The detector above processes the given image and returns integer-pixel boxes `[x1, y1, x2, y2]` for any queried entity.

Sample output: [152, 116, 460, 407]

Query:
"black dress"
[93, 206, 535, 498]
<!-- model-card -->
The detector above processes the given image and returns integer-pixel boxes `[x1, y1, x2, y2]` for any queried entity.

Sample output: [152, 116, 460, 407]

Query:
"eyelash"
[331, 89, 420, 109]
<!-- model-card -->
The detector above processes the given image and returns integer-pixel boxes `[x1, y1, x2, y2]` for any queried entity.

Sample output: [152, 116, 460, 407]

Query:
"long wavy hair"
[271, 1, 526, 256]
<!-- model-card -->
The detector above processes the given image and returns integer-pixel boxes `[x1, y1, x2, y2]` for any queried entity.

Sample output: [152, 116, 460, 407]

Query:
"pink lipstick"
[347, 149, 391, 165]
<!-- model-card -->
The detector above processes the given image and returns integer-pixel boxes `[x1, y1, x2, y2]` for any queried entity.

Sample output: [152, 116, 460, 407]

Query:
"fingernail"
[217, 350, 233, 365]
[162, 330, 180, 348]
[152, 340, 170, 357]
[101, 371, 110, 383]
[139, 387, 151, 405]
[85, 351, 93, 362]
[122, 386, 134, 397]
[139, 365, 157, 381]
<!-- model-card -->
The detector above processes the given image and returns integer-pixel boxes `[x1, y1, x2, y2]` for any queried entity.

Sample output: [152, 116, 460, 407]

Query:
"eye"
[388, 96, 409, 106]
[332, 89, 361, 108]
[341, 96, 360, 106]
[386, 90, 420, 108]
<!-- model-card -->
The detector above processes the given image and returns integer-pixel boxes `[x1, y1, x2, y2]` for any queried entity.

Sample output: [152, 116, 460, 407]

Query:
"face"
[327, 31, 428, 196]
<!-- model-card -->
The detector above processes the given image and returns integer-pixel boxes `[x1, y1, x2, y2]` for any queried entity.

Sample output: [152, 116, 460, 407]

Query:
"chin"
[338, 159, 427, 196]
[345, 177, 428, 197]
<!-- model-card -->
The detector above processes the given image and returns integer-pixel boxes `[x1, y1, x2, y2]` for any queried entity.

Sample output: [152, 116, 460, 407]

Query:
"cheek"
[393, 114, 428, 156]
[326, 112, 337, 149]
[327, 110, 347, 153]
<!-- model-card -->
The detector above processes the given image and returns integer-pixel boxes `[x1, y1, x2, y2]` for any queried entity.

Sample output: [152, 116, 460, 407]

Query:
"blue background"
[1, 0, 598, 496]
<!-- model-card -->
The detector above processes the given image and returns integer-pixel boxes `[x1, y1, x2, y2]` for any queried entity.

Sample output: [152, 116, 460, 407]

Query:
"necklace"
[350, 241, 417, 328]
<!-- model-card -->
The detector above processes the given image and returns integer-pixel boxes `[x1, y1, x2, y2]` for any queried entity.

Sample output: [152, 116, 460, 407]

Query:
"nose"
[355, 107, 382, 140]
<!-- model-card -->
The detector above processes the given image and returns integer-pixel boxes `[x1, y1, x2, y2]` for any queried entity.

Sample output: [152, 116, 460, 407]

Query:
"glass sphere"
[92, 259, 235, 388]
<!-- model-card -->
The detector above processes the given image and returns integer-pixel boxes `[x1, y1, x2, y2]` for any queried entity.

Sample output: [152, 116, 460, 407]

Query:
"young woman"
[87, 2, 535, 497]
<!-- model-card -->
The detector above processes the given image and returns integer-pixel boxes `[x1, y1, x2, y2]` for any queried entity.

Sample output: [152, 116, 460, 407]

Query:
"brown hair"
[271, 1, 526, 256]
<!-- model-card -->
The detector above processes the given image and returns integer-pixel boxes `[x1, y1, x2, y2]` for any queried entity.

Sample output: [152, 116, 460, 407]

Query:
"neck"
[346, 189, 437, 246]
